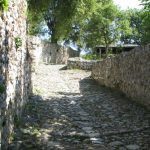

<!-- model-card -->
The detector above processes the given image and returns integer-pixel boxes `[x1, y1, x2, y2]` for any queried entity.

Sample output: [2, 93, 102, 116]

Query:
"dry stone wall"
[0, 0, 31, 149]
[92, 45, 150, 110]
[67, 57, 97, 70]
[28, 36, 42, 70]
[42, 42, 79, 64]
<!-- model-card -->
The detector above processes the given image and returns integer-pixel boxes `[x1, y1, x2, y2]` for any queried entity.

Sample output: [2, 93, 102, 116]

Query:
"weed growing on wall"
[15, 37, 22, 49]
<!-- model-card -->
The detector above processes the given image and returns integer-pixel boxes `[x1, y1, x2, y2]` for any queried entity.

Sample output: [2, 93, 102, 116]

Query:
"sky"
[113, 0, 142, 9]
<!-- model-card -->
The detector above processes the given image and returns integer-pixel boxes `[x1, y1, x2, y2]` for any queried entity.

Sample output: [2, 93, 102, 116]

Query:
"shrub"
[82, 54, 101, 60]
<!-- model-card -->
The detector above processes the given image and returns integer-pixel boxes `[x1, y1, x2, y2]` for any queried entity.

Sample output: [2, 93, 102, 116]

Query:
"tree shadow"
[1, 39, 33, 149]
[59, 66, 67, 70]
[8, 94, 93, 149]
[8, 76, 150, 149]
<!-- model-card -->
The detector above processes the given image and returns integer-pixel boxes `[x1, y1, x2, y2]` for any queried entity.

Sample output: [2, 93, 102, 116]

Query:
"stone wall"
[92, 45, 150, 110]
[67, 57, 97, 70]
[0, 0, 31, 149]
[28, 36, 42, 70]
[42, 42, 79, 64]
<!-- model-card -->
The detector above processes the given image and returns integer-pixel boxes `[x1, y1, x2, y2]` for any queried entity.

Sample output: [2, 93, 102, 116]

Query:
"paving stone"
[109, 141, 123, 147]
[82, 127, 93, 131]
[126, 144, 140, 150]
[9, 64, 150, 150]
[118, 147, 127, 150]
[89, 133, 100, 138]
[90, 138, 103, 144]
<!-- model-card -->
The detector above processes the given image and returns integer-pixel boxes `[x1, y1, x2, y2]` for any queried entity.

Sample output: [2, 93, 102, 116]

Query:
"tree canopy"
[120, 9, 143, 45]
[27, 0, 98, 43]
[27, 0, 150, 48]
[141, 0, 150, 44]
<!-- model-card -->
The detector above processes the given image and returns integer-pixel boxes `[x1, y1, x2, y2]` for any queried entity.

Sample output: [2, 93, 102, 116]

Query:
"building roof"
[95, 44, 139, 48]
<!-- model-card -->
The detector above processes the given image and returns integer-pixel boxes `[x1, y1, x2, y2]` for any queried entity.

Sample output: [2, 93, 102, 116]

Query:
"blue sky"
[114, 0, 143, 9]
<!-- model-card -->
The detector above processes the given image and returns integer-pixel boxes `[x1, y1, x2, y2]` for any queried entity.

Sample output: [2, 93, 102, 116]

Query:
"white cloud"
[113, 0, 142, 9]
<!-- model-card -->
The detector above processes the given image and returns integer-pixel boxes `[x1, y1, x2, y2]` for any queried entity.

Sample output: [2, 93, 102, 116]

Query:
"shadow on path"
[9, 70, 150, 150]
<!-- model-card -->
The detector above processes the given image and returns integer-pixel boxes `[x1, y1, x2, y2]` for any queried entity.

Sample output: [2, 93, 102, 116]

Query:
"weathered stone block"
[0, 0, 32, 149]
[67, 57, 97, 70]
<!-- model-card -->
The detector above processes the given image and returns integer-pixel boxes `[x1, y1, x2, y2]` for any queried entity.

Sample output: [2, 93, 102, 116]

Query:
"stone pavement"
[9, 64, 150, 150]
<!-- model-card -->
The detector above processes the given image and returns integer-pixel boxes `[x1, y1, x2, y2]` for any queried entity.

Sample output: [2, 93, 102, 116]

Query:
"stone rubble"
[67, 57, 97, 70]
[9, 64, 150, 149]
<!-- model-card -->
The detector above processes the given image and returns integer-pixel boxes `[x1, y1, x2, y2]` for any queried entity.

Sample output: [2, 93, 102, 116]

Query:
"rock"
[47, 141, 61, 148]
[8, 64, 150, 149]
[90, 138, 103, 144]
[82, 127, 93, 131]
[118, 147, 126, 150]
[109, 141, 123, 147]
[126, 144, 140, 150]
[89, 133, 100, 138]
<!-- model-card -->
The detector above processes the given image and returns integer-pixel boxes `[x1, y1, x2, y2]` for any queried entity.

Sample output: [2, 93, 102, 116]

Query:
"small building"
[94, 44, 139, 56]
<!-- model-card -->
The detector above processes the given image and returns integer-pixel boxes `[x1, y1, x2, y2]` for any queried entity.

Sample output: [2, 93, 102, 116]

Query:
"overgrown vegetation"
[82, 49, 115, 60]
[0, 0, 8, 11]
[82, 54, 101, 60]
[15, 37, 22, 49]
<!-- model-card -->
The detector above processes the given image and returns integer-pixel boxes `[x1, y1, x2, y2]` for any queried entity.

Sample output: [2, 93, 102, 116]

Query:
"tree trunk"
[51, 28, 58, 43]
[46, 20, 58, 44]
[105, 45, 109, 55]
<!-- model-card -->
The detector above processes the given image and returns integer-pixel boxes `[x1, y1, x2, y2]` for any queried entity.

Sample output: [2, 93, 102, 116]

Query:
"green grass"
[82, 54, 101, 60]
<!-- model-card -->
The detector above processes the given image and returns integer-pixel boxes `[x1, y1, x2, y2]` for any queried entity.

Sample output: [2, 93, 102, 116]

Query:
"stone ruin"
[42, 41, 80, 64]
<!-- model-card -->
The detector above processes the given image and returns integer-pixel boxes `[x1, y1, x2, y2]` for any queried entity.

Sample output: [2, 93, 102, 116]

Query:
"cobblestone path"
[10, 64, 150, 150]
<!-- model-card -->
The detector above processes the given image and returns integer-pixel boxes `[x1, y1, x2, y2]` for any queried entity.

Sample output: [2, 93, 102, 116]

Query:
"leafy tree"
[27, 0, 51, 35]
[27, 0, 98, 43]
[65, 1, 132, 53]
[82, 1, 127, 53]
[120, 9, 143, 45]
[141, 0, 150, 44]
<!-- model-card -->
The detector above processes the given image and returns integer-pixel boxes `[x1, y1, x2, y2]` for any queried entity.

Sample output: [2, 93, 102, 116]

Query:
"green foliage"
[82, 54, 101, 60]
[14, 115, 21, 128]
[27, 0, 49, 35]
[82, 0, 121, 51]
[120, 9, 143, 44]
[27, 0, 98, 42]
[0, 84, 5, 93]
[27, 0, 149, 47]
[141, 0, 150, 44]
[43, 0, 98, 43]
[0, 0, 9, 11]
[27, 7, 45, 35]
[105, 49, 115, 58]
[15, 37, 22, 49]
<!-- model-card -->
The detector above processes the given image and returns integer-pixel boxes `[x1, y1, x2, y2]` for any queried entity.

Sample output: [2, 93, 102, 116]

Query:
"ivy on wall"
[15, 37, 22, 49]
[0, 0, 9, 11]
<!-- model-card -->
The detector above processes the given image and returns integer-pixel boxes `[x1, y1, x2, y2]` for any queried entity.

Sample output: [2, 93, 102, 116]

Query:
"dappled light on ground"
[9, 64, 150, 150]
